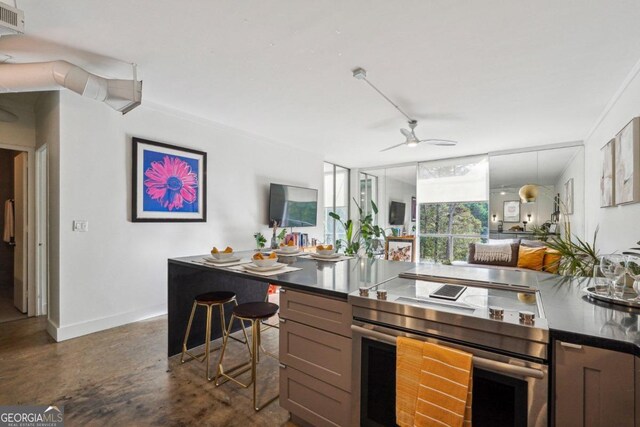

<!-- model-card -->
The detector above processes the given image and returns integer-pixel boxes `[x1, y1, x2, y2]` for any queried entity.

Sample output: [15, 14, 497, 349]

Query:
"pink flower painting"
[143, 155, 198, 211]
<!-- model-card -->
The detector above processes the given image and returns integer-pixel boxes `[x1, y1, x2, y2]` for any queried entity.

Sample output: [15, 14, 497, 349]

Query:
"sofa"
[455, 239, 561, 274]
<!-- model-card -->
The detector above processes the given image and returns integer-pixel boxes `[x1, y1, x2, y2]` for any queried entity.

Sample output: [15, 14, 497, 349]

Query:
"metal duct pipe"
[0, 60, 142, 114]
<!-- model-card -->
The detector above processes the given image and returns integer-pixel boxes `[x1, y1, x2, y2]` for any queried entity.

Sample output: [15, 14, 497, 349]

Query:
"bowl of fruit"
[316, 244, 336, 256]
[279, 240, 299, 253]
[211, 246, 234, 260]
[252, 252, 278, 267]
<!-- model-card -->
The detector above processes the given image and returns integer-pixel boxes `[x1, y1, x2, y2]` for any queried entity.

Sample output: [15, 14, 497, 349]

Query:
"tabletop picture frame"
[132, 137, 207, 222]
[385, 236, 415, 262]
[503, 200, 521, 223]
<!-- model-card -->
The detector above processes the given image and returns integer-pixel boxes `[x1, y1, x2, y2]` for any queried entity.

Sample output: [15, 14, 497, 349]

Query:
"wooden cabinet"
[279, 288, 352, 426]
[554, 340, 636, 427]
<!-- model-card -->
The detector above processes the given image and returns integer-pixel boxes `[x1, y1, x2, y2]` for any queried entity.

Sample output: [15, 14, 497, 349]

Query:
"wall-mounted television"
[389, 201, 406, 225]
[269, 183, 318, 227]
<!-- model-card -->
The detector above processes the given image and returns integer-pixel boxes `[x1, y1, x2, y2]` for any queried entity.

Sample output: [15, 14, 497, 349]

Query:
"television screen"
[389, 201, 406, 225]
[269, 183, 318, 227]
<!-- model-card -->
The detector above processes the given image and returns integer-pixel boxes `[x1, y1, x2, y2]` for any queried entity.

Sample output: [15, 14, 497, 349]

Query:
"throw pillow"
[517, 246, 546, 271]
[468, 243, 519, 267]
[543, 249, 562, 274]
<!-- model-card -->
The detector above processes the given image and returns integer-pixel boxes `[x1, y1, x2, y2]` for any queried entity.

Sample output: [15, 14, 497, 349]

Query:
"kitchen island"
[167, 252, 413, 356]
[168, 255, 640, 426]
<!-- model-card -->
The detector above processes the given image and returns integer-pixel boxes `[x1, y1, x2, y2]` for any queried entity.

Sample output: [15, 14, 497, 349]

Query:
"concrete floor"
[0, 283, 26, 324]
[0, 315, 292, 426]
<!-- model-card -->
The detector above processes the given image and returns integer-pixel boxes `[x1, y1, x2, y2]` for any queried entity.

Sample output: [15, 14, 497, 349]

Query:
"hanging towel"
[397, 337, 473, 427]
[3, 199, 13, 243]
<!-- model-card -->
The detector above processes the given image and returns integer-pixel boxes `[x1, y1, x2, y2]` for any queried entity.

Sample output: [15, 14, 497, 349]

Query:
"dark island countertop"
[536, 273, 640, 357]
[169, 254, 640, 356]
[169, 251, 415, 299]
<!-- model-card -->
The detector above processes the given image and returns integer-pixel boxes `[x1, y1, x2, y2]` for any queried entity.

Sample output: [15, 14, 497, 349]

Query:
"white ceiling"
[3, 1, 640, 167]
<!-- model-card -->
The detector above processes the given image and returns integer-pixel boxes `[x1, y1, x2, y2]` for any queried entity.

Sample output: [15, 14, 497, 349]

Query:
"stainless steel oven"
[349, 269, 550, 427]
[352, 322, 548, 427]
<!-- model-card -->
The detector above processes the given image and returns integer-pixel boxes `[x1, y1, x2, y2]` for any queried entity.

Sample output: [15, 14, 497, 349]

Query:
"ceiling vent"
[0, 3, 24, 36]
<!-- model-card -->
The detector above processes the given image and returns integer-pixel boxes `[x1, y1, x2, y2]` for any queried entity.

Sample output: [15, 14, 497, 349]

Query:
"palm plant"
[544, 228, 599, 277]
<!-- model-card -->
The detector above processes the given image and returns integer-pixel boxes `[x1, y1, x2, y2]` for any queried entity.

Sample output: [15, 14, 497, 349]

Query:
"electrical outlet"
[73, 220, 88, 232]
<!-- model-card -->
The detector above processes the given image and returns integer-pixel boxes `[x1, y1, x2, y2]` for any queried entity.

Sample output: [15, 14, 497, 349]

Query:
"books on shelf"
[285, 232, 310, 248]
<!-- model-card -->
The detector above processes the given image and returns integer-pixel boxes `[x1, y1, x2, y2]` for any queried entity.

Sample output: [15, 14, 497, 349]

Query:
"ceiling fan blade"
[380, 142, 407, 152]
[400, 128, 412, 137]
[421, 139, 458, 146]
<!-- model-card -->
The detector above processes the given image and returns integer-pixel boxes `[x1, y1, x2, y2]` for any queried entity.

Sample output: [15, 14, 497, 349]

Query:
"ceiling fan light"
[407, 141, 418, 148]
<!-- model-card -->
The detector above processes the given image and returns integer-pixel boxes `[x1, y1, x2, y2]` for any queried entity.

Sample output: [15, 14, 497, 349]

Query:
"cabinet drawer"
[279, 288, 352, 337]
[554, 341, 635, 427]
[280, 365, 351, 427]
[280, 319, 352, 392]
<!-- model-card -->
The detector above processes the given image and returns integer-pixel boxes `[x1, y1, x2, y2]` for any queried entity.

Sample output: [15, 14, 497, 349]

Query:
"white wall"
[555, 149, 585, 239]
[380, 176, 416, 232]
[585, 64, 640, 253]
[0, 97, 35, 149]
[52, 91, 323, 340]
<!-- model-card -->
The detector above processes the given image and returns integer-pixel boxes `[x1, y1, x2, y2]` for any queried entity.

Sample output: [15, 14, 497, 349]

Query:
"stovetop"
[372, 277, 542, 320]
[349, 270, 550, 360]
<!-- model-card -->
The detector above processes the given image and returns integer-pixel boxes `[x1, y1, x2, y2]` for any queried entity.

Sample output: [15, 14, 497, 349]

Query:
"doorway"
[0, 148, 27, 323]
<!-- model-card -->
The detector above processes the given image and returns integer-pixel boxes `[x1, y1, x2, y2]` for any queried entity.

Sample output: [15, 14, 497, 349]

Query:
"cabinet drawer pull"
[279, 289, 286, 293]
[279, 318, 286, 323]
[279, 363, 287, 369]
[559, 341, 583, 350]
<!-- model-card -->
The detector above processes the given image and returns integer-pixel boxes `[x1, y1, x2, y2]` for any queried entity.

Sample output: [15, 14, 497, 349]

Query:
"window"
[419, 202, 488, 262]
[359, 172, 378, 222]
[417, 155, 489, 262]
[324, 162, 350, 245]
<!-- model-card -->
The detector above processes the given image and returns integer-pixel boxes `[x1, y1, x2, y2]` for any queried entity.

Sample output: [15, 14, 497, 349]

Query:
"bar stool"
[215, 301, 280, 411]
[181, 291, 249, 381]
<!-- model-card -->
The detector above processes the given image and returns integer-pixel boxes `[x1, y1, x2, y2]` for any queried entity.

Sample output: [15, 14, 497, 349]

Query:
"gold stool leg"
[181, 301, 198, 364]
[251, 319, 279, 411]
[205, 304, 213, 381]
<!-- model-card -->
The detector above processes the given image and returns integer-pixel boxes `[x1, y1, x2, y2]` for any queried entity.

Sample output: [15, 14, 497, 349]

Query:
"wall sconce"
[492, 214, 497, 222]
[527, 214, 532, 222]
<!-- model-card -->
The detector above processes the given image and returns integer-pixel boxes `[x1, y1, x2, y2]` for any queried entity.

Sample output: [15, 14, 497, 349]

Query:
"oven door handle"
[351, 324, 545, 380]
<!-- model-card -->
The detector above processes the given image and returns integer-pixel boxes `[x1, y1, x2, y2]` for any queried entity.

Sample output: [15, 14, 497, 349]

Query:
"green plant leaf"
[328, 212, 340, 221]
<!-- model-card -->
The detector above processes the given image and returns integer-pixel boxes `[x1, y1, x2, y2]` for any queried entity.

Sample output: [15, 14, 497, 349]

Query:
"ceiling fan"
[352, 67, 459, 152]
[381, 119, 457, 152]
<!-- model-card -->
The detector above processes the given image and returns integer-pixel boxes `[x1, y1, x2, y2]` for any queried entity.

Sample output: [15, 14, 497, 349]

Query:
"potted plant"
[544, 228, 599, 277]
[253, 232, 267, 250]
[329, 199, 386, 258]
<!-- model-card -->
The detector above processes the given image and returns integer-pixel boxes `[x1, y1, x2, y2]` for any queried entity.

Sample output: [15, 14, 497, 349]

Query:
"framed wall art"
[132, 137, 207, 222]
[564, 178, 574, 215]
[503, 200, 520, 223]
[600, 139, 615, 208]
[614, 117, 640, 205]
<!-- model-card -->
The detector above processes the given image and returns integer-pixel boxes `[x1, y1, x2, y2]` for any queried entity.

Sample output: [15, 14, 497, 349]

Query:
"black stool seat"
[195, 291, 236, 304]
[233, 302, 279, 320]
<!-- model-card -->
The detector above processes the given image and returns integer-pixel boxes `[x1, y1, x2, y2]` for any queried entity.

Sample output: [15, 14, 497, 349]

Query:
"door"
[13, 152, 27, 313]
[36, 145, 48, 315]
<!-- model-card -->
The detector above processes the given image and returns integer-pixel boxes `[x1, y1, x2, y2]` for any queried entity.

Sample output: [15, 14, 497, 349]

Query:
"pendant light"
[518, 152, 539, 203]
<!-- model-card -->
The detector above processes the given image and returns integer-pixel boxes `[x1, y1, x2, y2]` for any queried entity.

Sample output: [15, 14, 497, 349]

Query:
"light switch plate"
[73, 220, 88, 232]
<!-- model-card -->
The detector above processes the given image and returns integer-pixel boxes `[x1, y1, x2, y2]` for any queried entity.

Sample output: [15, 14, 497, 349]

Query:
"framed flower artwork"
[132, 137, 207, 222]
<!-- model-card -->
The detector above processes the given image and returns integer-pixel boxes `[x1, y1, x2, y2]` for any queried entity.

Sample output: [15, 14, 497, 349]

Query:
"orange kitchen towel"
[396, 337, 424, 426]
[397, 337, 473, 427]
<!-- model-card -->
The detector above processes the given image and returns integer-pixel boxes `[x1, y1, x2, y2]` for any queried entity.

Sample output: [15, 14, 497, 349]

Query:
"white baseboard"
[47, 304, 167, 342]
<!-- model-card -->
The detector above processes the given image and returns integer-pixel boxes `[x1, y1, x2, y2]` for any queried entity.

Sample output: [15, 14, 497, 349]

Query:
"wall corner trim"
[47, 305, 166, 342]
[584, 55, 640, 142]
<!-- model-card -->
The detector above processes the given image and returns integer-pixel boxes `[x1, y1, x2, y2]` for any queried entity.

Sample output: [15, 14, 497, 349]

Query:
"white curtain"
[417, 155, 489, 203]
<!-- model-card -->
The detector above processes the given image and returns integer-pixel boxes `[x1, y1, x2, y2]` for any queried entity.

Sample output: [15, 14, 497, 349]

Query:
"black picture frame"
[132, 137, 207, 222]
